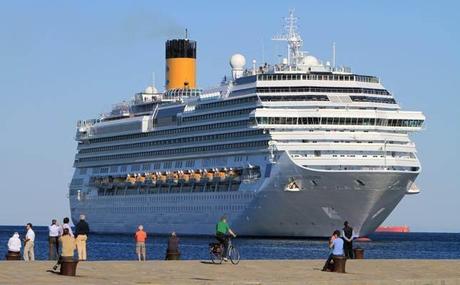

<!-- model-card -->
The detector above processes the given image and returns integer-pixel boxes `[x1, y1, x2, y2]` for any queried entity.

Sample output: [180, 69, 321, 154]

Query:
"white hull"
[70, 153, 417, 237]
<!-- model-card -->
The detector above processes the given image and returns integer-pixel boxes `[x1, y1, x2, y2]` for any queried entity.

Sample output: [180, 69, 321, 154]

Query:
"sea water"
[1, 226, 459, 260]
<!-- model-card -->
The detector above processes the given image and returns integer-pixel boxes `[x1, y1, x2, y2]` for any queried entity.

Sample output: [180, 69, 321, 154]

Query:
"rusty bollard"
[60, 261, 78, 276]
[354, 248, 365, 259]
[5, 252, 21, 261]
[332, 256, 347, 273]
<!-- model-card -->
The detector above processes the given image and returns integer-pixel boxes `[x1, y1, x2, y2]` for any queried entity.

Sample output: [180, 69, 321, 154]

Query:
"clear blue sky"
[0, 1, 458, 232]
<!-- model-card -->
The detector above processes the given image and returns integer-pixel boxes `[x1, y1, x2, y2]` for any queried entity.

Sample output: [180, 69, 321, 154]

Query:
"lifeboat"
[178, 171, 190, 183]
[193, 171, 201, 182]
[126, 174, 136, 185]
[205, 170, 214, 181]
[228, 169, 240, 181]
[183, 173, 190, 182]
[218, 170, 227, 181]
[148, 173, 158, 185]
[171, 172, 179, 183]
[136, 173, 146, 183]
[159, 173, 167, 183]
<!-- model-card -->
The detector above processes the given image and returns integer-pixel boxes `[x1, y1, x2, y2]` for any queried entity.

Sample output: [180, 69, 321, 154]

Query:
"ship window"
[355, 179, 365, 186]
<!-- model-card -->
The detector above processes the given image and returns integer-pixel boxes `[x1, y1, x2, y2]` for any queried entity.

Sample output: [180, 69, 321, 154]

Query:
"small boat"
[375, 225, 410, 233]
[355, 237, 372, 242]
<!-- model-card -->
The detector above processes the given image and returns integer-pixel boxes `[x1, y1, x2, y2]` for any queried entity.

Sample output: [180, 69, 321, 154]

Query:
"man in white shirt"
[48, 219, 60, 260]
[7, 232, 21, 253]
[23, 223, 35, 261]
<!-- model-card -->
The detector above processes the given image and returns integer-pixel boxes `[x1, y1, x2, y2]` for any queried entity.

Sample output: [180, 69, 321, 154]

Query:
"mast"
[272, 10, 303, 66]
[332, 42, 336, 68]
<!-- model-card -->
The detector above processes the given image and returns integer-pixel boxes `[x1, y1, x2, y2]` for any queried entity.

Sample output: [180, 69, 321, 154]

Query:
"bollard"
[5, 252, 21, 261]
[332, 256, 347, 273]
[165, 251, 181, 260]
[354, 248, 365, 259]
[60, 261, 78, 276]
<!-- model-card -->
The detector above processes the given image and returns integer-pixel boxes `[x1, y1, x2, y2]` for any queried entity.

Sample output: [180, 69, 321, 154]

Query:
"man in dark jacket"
[165, 232, 180, 260]
[75, 214, 90, 261]
[342, 221, 354, 259]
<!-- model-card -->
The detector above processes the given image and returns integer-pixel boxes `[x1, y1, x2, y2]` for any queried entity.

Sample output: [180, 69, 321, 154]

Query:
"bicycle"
[209, 236, 240, 264]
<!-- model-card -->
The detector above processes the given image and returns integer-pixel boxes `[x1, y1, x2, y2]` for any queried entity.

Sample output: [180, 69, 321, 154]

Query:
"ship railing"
[76, 118, 100, 128]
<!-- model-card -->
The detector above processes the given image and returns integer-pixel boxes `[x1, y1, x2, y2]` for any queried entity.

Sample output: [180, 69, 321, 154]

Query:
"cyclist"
[215, 215, 236, 261]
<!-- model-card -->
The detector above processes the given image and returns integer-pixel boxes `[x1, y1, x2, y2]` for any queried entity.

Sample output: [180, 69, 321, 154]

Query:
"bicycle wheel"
[210, 248, 223, 264]
[228, 246, 240, 265]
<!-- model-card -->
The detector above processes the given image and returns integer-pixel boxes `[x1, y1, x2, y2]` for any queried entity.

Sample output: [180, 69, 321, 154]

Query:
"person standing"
[61, 217, 74, 237]
[342, 221, 355, 259]
[134, 225, 147, 261]
[48, 219, 60, 260]
[75, 214, 90, 261]
[53, 228, 76, 271]
[23, 223, 35, 261]
[165, 232, 180, 260]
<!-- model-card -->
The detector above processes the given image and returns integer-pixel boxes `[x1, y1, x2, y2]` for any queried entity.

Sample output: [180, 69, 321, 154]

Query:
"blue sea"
[1, 226, 459, 260]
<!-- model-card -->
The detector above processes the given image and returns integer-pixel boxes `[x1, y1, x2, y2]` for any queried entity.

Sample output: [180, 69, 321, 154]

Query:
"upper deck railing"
[235, 64, 378, 84]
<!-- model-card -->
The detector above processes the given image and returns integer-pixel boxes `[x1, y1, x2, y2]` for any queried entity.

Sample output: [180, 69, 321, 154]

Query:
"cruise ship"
[69, 12, 425, 237]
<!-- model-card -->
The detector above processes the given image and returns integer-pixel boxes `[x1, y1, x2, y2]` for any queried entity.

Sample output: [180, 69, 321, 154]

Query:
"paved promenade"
[0, 260, 459, 285]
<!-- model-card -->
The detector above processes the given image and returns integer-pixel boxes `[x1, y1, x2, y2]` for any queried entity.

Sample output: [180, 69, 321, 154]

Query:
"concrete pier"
[0, 260, 459, 285]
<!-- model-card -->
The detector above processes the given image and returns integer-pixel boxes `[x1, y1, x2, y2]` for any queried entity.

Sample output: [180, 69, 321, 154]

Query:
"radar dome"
[144, 85, 158, 94]
[302, 55, 321, 66]
[230, 54, 246, 69]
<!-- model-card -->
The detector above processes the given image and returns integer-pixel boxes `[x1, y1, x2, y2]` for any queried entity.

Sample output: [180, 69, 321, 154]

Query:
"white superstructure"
[69, 11, 424, 237]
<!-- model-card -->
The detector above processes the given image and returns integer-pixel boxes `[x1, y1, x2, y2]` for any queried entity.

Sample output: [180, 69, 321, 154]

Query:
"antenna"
[332, 42, 336, 68]
[261, 39, 265, 64]
[272, 10, 303, 66]
[185, 28, 188, 40]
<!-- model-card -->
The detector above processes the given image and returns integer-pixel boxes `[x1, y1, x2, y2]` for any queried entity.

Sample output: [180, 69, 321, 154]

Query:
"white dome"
[144, 85, 158, 94]
[230, 54, 246, 69]
[302, 55, 321, 66]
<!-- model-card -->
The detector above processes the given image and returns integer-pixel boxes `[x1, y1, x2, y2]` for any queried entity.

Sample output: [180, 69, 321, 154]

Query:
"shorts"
[136, 242, 146, 255]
